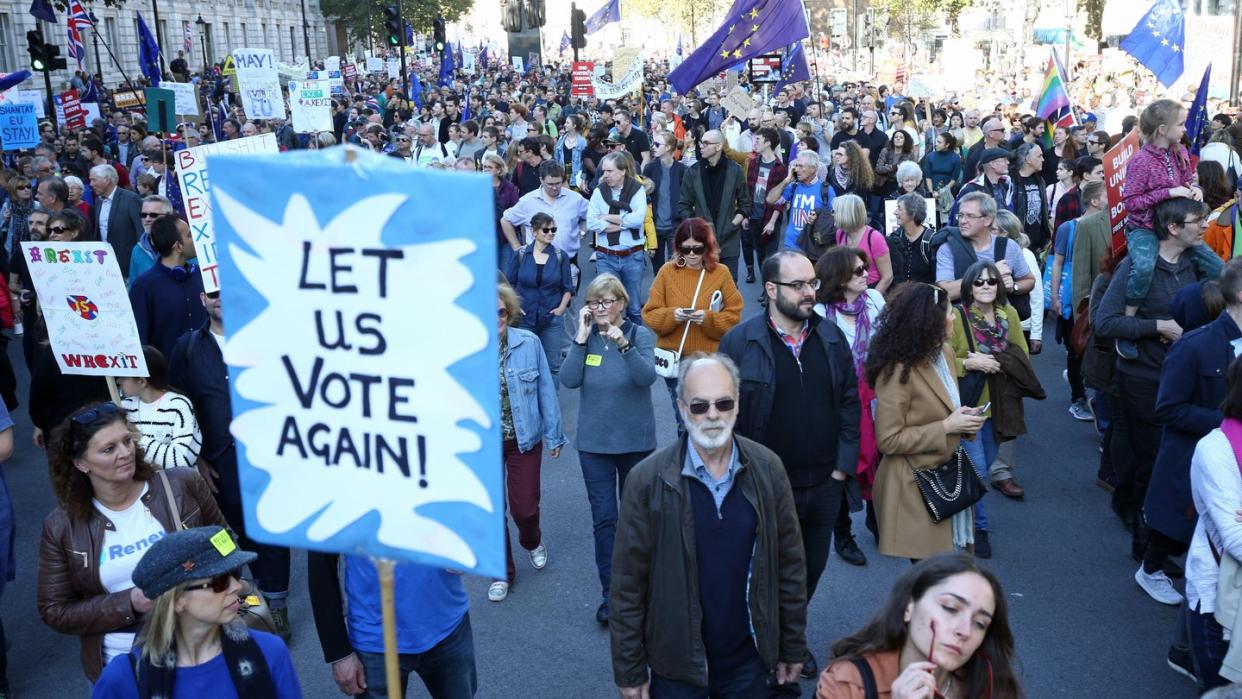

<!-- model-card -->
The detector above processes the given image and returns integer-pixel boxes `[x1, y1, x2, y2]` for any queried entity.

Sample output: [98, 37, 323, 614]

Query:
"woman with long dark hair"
[816, 551, 1023, 698]
[864, 283, 985, 561]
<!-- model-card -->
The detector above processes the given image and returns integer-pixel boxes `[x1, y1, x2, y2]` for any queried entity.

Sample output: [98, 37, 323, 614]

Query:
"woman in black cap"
[36, 401, 227, 682]
[92, 526, 302, 697]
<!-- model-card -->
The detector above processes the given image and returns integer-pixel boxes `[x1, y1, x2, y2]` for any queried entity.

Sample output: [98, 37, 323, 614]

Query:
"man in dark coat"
[88, 163, 143, 277]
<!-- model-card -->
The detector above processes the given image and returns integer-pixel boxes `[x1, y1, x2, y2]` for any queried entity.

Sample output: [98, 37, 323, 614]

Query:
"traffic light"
[571, 8, 587, 49]
[27, 30, 44, 70]
[44, 43, 66, 70]
[433, 16, 446, 53]
[383, 5, 401, 47]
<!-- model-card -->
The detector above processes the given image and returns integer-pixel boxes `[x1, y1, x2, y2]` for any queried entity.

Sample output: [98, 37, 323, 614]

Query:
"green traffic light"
[32, 58, 44, 70]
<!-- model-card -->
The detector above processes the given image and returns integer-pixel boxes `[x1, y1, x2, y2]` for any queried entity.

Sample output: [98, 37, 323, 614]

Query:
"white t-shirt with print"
[94, 483, 167, 664]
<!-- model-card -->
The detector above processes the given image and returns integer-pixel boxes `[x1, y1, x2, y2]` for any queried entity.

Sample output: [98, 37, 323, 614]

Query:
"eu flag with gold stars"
[1186, 64, 1212, 157]
[1119, 0, 1185, 88]
[668, 0, 809, 95]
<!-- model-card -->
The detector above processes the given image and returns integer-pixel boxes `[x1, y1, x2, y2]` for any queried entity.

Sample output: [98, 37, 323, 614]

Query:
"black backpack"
[938, 228, 1032, 320]
[796, 181, 838, 262]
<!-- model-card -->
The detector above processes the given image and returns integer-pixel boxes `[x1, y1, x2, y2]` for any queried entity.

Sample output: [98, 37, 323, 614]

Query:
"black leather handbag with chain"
[912, 446, 987, 523]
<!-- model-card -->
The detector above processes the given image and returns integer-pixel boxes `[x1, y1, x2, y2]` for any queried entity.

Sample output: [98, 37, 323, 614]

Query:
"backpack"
[886, 226, 935, 283]
[938, 228, 1032, 320]
[796, 181, 838, 262]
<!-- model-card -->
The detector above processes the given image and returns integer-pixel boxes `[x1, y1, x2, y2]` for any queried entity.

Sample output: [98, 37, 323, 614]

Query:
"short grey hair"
[89, 163, 118, 184]
[958, 191, 997, 220]
[316, 131, 337, 148]
[1015, 142, 1040, 165]
[676, 353, 740, 402]
[896, 160, 922, 185]
[142, 194, 173, 213]
[795, 149, 821, 168]
[897, 192, 927, 225]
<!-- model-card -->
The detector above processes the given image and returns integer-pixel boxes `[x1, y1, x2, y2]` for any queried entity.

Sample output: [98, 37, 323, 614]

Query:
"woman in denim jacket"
[555, 115, 588, 189]
[491, 283, 568, 604]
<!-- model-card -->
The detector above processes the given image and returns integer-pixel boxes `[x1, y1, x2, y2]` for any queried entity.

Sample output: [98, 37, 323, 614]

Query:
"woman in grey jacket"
[560, 273, 658, 625]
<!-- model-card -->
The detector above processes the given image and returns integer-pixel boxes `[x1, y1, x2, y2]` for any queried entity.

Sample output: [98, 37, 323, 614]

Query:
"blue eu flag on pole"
[1185, 64, 1212, 157]
[1119, 0, 1185, 88]
[669, 0, 809, 95]
[585, 0, 620, 34]
[775, 42, 809, 90]
[136, 13, 162, 86]
[438, 43, 455, 87]
[559, 31, 571, 55]
[410, 72, 423, 109]
[28, 0, 55, 22]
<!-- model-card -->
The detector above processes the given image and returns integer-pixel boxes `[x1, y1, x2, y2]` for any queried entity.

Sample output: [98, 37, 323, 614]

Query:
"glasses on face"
[958, 212, 988, 221]
[680, 245, 706, 255]
[48, 225, 70, 234]
[539, 226, 558, 233]
[184, 572, 239, 594]
[686, 398, 736, 415]
[973, 278, 999, 288]
[700, 139, 721, 147]
[771, 278, 821, 292]
[586, 298, 618, 309]
[1179, 217, 1206, 227]
[15, 185, 29, 191]
[852, 265, 867, 277]
[141, 211, 162, 219]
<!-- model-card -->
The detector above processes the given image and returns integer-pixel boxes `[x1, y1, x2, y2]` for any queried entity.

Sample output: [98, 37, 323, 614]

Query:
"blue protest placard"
[0, 103, 38, 150]
[210, 147, 503, 577]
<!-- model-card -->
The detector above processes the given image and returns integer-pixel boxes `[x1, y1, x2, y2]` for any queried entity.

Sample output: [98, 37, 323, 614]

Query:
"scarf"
[825, 293, 874, 379]
[131, 620, 275, 699]
[967, 304, 1009, 354]
[4, 198, 32, 259]
[600, 176, 641, 246]
[833, 164, 851, 191]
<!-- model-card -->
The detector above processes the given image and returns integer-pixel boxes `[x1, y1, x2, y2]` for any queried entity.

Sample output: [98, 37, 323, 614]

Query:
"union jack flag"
[66, 0, 91, 72]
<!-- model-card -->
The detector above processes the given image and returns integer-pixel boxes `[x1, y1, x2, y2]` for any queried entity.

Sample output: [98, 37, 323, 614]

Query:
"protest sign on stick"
[1104, 129, 1141, 251]
[233, 48, 284, 120]
[288, 80, 332, 133]
[174, 133, 279, 293]
[0, 103, 38, 150]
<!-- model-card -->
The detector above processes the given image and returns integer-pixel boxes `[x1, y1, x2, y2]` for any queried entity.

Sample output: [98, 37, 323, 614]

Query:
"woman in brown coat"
[36, 401, 227, 681]
[864, 283, 986, 561]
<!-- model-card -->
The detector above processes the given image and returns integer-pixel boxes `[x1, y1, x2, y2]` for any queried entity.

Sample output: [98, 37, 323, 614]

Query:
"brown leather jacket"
[37, 467, 227, 681]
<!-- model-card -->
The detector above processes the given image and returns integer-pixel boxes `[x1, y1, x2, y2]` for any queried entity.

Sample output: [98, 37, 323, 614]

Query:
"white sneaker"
[13, 322, 21, 336]
[1135, 566, 1183, 606]
[530, 543, 548, 569]
[488, 581, 509, 602]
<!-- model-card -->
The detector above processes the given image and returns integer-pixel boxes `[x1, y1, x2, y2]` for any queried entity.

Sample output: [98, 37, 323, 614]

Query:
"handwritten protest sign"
[175, 134, 279, 293]
[20, 241, 148, 377]
[166, 82, 199, 115]
[233, 48, 284, 120]
[365, 56, 383, 73]
[288, 80, 331, 133]
[0, 103, 37, 150]
[324, 56, 340, 73]
[210, 147, 503, 575]
[720, 86, 755, 118]
[593, 50, 643, 100]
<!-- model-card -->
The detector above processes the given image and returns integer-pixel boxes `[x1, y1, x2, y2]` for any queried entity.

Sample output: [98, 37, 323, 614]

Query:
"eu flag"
[1185, 64, 1212, 157]
[137, 13, 161, 86]
[775, 42, 809, 90]
[1119, 0, 1185, 88]
[585, 0, 620, 34]
[438, 43, 455, 88]
[669, 0, 809, 95]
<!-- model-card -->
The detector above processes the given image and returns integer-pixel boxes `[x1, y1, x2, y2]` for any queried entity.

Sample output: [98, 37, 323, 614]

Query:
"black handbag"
[912, 446, 987, 523]
[956, 306, 987, 406]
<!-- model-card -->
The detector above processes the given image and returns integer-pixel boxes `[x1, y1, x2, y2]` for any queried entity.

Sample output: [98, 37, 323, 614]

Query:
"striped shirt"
[122, 391, 202, 469]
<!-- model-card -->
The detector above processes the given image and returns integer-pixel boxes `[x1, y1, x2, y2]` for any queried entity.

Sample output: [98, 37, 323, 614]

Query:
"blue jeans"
[357, 613, 477, 699]
[665, 376, 683, 431]
[1189, 604, 1230, 690]
[578, 450, 651, 600]
[537, 321, 567, 377]
[960, 419, 997, 532]
[596, 251, 646, 325]
[649, 646, 768, 698]
[1124, 227, 1223, 306]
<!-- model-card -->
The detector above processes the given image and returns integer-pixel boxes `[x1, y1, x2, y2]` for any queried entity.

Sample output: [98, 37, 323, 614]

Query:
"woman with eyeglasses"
[864, 283, 984, 561]
[561, 273, 657, 626]
[948, 261, 1035, 559]
[642, 218, 743, 431]
[505, 212, 574, 377]
[37, 401, 228, 682]
[92, 526, 301, 697]
[0, 174, 34, 273]
[491, 284, 567, 604]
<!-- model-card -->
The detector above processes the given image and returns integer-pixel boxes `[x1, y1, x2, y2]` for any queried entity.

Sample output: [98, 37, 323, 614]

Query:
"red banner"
[60, 89, 85, 131]
[1103, 129, 1140, 252]
[571, 61, 594, 96]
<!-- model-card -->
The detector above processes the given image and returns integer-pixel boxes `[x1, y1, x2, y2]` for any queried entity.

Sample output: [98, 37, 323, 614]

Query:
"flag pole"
[795, 0, 823, 104]
[85, 11, 145, 101]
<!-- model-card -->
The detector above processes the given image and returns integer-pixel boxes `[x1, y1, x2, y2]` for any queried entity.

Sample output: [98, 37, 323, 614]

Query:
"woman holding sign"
[37, 402, 228, 681]
[561, 273, 658, 625]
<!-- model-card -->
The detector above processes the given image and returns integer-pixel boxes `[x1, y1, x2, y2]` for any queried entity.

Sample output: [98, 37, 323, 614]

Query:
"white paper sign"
[21, 241, 148, 377]
[386, 59, 400, 79]
[462, 51, 476, 74]
[288, 80, 332, 133]
[174, 133, 280, 293]
[166, 82, 199, 116]
[512, 56, 524, 71]
[0, 89, 46, 118]
[233, 48, 284, 120]
[884, 197, 939, 235]
[324, 56, 340, 73]
[592, 51, 643, 100]
[365, 57, 383, 73]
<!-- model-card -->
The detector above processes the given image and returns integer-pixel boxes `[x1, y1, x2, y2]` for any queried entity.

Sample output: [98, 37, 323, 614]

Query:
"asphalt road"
[1, 256, 1196, 698]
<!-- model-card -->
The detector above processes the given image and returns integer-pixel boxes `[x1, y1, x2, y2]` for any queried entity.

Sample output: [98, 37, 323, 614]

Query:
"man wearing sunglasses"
[127, 195, 175, 288]
[719, 250, 860, 679]
[611, 353, 808, 697]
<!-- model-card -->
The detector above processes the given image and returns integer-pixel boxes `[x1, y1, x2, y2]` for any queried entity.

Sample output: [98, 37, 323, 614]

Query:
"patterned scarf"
[825, 293, 873, 379]
[833, 164, 851, 191]
[967, 304, 1008, 354]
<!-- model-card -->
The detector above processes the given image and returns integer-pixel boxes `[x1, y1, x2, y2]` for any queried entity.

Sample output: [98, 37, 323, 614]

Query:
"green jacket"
[677, 157, 751, 258]
[609, 435, 808, 688]
[1070, 210, 1113, 309]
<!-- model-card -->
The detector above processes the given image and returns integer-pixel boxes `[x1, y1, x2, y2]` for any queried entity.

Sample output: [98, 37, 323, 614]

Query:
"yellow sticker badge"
[210, 529, 237, 557]
[585, 354, 603, 366]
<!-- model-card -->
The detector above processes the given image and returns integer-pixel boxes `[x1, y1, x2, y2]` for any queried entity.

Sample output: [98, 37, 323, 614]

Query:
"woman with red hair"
[642, 217, 744, 431]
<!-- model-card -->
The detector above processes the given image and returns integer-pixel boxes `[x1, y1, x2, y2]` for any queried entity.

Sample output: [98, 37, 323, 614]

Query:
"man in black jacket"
[168, 291, 293, 641]
[719, 250, 860, 679]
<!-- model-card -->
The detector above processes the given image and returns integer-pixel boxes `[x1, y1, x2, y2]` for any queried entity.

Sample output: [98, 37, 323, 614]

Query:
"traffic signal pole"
[572, 2, 578, 62]
[397, 0, 408, 100]
[42, 65, 56, 135]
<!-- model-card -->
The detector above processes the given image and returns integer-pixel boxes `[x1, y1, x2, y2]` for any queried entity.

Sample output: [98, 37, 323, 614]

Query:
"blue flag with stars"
[669, 0, 809, 95]
[1186, 64, 1212, 157]
[775, 42, 809, 90]
[585, 0, 620, 34]
[559, 31, 571, 54]
[1119, 0, 1185, 88]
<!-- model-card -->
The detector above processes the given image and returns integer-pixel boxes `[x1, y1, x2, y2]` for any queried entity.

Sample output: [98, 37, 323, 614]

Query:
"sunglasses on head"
[973, 278, 999, 288]
[184, 571, 239, 593]
[71, 401, 122, 427]
[686, 398, 736, 415]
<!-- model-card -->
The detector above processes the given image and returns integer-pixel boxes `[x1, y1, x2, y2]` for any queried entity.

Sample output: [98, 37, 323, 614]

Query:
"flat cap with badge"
[132, 526, 256, 598]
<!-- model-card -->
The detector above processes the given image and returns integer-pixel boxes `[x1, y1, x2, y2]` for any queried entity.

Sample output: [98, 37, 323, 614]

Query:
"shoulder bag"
[956, 306, 988, 407]
[912, 445, 987, 523]
[654, 268, 705, 379]
[849, 656, 879, 699]
[156, 470, 276, 634]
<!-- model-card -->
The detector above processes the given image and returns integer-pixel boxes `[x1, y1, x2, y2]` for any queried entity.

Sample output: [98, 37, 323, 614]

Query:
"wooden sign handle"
[376, 558, 401, 699]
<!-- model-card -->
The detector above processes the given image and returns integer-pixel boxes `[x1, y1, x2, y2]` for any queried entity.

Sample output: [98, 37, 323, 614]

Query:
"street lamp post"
[196, 14, 216, 137]
[89, 11, 102, 81]
[300, 0, 313, 67]
[151, 0, 168, 76]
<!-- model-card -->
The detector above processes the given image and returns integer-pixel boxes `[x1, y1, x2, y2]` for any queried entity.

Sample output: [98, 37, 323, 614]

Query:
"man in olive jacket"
[609, 354, 807, 697]
[679, 129, 752, 281]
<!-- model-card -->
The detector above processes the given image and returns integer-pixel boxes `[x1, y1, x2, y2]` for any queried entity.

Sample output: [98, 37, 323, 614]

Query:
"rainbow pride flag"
[1032, 48, 1076, 148]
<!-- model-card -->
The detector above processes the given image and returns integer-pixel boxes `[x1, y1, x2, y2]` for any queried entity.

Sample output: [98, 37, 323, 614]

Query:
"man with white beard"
[609, 354, 808, 698]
